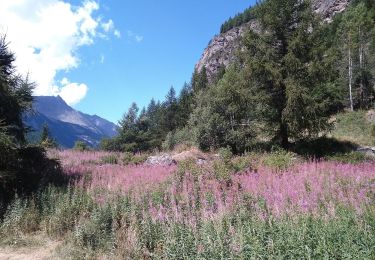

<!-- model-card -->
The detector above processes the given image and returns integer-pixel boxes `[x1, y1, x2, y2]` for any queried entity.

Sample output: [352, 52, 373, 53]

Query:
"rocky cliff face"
[196, 0, 351, 83]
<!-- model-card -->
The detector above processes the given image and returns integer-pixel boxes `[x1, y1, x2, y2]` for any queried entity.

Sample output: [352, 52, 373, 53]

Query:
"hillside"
[196, 0, 352, 83]
[331, 110, 375, 146]
[24, 96, 118, 148]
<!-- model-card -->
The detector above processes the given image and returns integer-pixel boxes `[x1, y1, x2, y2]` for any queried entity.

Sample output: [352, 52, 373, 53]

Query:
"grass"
[331, 110, 375, 146]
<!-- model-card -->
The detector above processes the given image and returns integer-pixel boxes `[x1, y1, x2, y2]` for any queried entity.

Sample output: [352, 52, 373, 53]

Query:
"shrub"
[122, 152, 147, 165]
[218, 147, 233, 163]
[74, 206, 114, 251]
[261, 150, 295, 170]
[231, 156, 253, 172]
[131, 154, 148, 165]
[74, 141, 89, 151]
[101, 155, 118, 165]
[162, 132, 176, 151]
[1, 198, 38, 236]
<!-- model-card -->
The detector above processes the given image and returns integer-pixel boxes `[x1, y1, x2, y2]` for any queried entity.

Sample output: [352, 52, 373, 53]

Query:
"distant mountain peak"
[25, 96, 118, 148]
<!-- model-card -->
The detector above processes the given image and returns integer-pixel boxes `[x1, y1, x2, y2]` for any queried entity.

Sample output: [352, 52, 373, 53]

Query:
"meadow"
[0, 149, 374, 259]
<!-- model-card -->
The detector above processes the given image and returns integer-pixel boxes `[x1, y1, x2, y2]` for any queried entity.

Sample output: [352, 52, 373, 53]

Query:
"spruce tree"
[39, 123, 57, 148]
[243, 0, 334, 148]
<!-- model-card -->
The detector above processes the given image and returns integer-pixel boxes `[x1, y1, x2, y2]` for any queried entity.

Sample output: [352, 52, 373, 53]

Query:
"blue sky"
[1, 0, 255, 123]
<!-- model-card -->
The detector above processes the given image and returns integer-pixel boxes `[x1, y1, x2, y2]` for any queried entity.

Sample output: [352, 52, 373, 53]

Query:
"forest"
[99, 0, 375, 156]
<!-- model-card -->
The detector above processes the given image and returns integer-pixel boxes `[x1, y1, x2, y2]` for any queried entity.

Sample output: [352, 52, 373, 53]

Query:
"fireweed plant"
[1, 150, 374, 259]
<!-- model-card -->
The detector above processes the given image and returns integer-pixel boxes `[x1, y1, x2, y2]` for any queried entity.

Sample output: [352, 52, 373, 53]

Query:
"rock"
[357, 146, 375, 157]
[172, 148, 212, 165]
[366, 110, 375, 123]
[195, 0, 352, 84]
[313, 0, 351, 22]
[146, 154, 176, 166]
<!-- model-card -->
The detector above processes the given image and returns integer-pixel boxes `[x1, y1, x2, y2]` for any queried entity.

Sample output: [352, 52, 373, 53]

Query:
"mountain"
[24, 96, 118, 148]
[196, 0, 352, 83]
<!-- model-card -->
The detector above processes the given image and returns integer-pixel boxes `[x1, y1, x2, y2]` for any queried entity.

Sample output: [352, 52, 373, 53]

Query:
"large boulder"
[146, 154, 176, 166]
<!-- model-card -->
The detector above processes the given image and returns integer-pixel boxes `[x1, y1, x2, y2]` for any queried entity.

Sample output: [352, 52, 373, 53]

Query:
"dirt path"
[0, 240, 60, 260]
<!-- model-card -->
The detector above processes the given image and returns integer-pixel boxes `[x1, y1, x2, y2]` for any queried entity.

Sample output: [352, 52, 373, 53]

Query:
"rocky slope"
[196, 0, 352, 83]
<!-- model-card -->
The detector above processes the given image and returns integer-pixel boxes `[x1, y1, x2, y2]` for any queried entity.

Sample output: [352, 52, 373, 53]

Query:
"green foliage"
[1, 184, 374, 259]
[189, 66, 255, 153]
[191, 67, 208, 93]
[39, 124, 57, 148]
[100, 155, 118, 165]
[331, 110, 375, 146]
[327, 152, 371, 164]
[0, 36, 34, 144]
[74, 205, 114, 251]
[162, 131, 176, 151]
[93, 0, 375, 156]
[0, 35, 65, 211]
[220, 6, 255, 33]
[176, 158, 202, 180]
[241, 0, 335, 148]
[261, 150, 296, 171]
[218, 147, 233, 163]
[335, 2, 375, 109]
[231, 156, 253, 172]
[99, 137, 120, 151]
[122, 152, 147, 165]
[73, 141, 89, 151]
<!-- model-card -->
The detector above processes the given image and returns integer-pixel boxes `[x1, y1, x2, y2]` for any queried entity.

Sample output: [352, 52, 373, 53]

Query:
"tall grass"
[1, 150, 374, 258]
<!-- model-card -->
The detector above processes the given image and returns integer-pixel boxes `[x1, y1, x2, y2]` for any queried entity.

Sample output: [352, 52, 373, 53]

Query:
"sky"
[0, 0, 255, 123]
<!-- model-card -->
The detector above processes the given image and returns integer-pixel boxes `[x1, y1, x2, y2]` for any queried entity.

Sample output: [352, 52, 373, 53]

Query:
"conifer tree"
[39, 123, 57, 148]
[243, 0, 333, 148]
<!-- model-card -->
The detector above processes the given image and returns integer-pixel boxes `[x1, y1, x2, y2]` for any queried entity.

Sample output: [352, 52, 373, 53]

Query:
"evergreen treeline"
[220, 6, 255, 34]
[103, 0, 375, 154]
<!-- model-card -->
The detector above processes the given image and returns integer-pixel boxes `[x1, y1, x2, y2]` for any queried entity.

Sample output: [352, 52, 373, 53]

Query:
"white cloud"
[101, 19, 114, 32]
[114, 29, 121, 38]
[58, 82, 88, 106]
[127, 30, 143, 43]
[135, 35, 144, 43]
[100, 54, 105, 64]
[0, 0, 119, 105]
[60, 77, 70, 85]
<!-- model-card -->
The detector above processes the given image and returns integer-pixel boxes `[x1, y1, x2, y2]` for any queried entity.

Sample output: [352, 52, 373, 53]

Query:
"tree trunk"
[359, 26, 364, 108]
[280, 121, 289, 149]
[348, 43, 354, 111]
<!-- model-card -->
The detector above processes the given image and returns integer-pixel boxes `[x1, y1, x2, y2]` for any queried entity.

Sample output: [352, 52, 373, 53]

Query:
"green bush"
[162, 132, 176, 151]
[262, 150, 295, 170]
[74, 206, 114, 251]
[100, 155, 118, 165]
[231, 156, 253, 172]
[74, 141, 89, 151]
[122, 152, 147, 165]
[218, 147, 233, 163]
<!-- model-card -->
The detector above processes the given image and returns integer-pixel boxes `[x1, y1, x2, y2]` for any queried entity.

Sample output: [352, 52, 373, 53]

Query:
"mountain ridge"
[24, 96, 118, 148]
